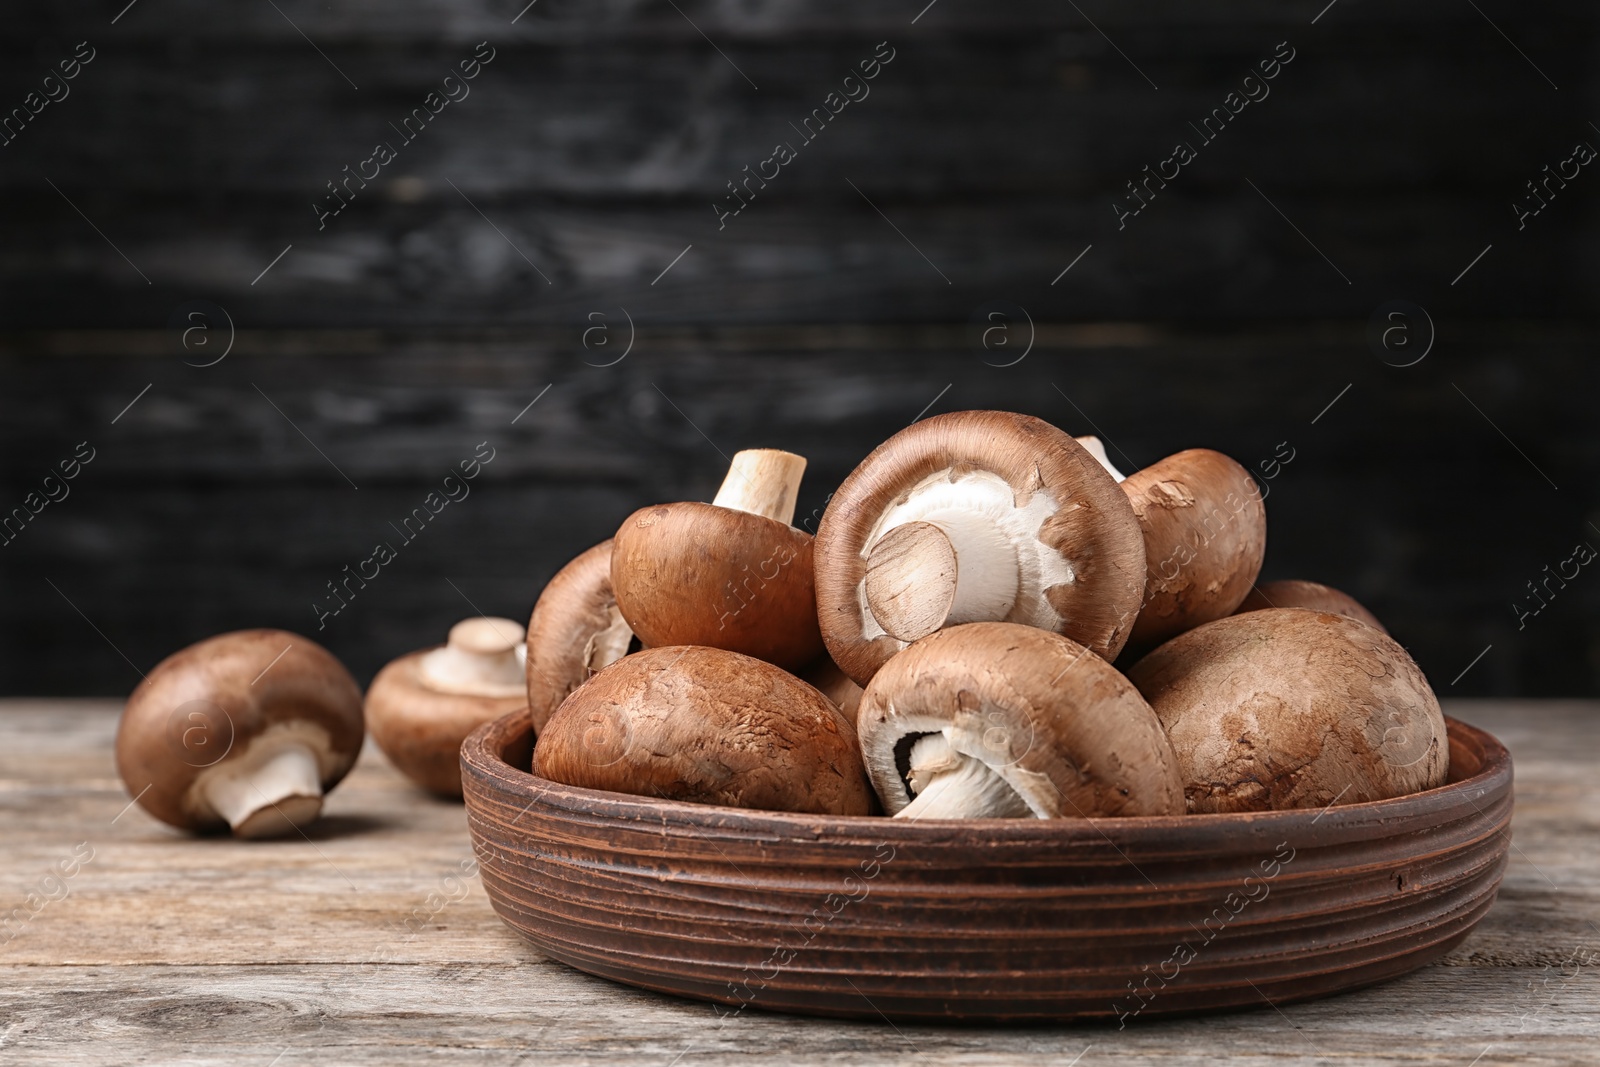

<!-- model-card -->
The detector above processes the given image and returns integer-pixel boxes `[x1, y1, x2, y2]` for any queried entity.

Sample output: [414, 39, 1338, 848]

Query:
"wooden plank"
[0, 699, 1595, 1065]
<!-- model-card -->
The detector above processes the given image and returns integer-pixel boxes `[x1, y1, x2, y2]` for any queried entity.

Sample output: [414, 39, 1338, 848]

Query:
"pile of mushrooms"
[520, 408, 1448, 821]
[113, 408, 1450, 836]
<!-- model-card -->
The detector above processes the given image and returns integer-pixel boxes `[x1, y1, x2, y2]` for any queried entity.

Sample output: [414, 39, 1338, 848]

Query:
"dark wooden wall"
[1, 1, 1596, 695]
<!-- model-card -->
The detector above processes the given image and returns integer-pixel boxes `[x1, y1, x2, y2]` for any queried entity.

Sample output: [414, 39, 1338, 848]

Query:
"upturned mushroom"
[1118, 448, 1267, 655]
[814, 411, 1146, 686]
[115, 630, 364, 838]
[855, 622, 1184, 819]
[534, 645, 873, 815]
[1236, 579, 1386, 632]
[611, 449, 822, 671]
[366, 616, 531, 796]
[1127, 608, 1448, 814]
[525, 539, 637, 731]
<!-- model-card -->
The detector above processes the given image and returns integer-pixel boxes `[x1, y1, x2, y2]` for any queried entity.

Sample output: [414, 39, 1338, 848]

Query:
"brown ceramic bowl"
[461, 713, 1511, 1023]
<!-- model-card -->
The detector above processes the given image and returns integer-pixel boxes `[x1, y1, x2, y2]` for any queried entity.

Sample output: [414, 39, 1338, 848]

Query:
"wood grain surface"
[1, 698, 1595, 1064]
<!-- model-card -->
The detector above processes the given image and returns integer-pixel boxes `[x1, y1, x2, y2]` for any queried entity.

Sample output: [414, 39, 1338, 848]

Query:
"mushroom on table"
[611, 449, 823, 671]
[524, 539, 637, 731]
[366, 616, 530, 797]
[814, 410, 1147, 686]
[115, 630, 364, 838]
[1127, 608, 1448, 813]
[534, 645, 873, 816]
[854, 622, 1184, 819]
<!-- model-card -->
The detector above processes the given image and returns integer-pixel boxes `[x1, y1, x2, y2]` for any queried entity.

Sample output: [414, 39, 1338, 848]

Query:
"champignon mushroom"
[1075, 435, 1126, 482]
[1118, 448, 1267, 655]
[854, 622, 1184, 820]
[115, 630, 364, 838]
[611, 449, 822, 670]
[525, 539, 637, 731]
[814, 411, 1146, 686]
[1236, 579, 1386, 633]
[1127, 608, 1448, 814]
[534, 645, 873, 815]
[366, 617, 530, 797]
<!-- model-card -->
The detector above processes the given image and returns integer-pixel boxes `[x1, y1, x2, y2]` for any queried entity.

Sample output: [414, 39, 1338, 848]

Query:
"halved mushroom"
[611, 449, 822, 670]
[115, 630, 364, 838]
[1236, 579, 1386, 633]
[534, 645, 873, 815]
[814, 411, 1146, 686]
[1119, 448, 1267, 655]
[1127, 608, 1447, 813]
[367, 617, 530, 796]
[525, 539, 637, 731]
[855, 622, 1184, 819]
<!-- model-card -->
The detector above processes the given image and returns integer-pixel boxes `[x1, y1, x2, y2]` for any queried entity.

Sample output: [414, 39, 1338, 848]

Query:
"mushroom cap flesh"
[1236, 579, 1386, 633]
[1122, 448, 1267, 654]
[611, 502, 822, 670]
[534, 645, 873, 816]
[814, 410, 1147, 686]
[525, 539, 636, 731]
[1127, 608, 1448, 813]
[855, 622, 1184, 818]
[115, 629, 364, 835]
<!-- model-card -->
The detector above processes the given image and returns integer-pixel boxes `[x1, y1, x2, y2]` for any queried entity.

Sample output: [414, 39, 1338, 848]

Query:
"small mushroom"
[1119, 448, 1267, 655]
[1236, 579, 1386, 633]
[534, 645, 873, 815]
[611, 449, 822, 670]
[366, 617, 530, 797]
[525, 539, 637, 731]
[855, 622, 1184, 820]
[115, 630, 364, 838]
[814, 411, 1146, 685]
[1127, 608, 1448, 814]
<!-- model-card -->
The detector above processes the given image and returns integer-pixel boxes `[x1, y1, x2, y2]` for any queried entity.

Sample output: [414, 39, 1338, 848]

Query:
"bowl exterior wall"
[462, 715, 1511, 1022]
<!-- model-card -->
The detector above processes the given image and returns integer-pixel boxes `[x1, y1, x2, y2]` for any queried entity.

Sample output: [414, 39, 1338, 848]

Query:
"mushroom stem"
[895, 733, 1030, 820]
[1076, 436, 1126, 482]
[865, 514, 1020, 643]
[420, 617, 527, 696]
[710, 449, 807, 524]
[200, 739, 325, 839]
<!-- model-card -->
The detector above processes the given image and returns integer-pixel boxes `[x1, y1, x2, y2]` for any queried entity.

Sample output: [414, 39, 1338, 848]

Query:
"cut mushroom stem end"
[709, 449, 808, 524]
[896, 733, 1030, 820]
[199, 736, 325, 839]
[420, 616, 527, 697]
[864, 516, 1020, 643]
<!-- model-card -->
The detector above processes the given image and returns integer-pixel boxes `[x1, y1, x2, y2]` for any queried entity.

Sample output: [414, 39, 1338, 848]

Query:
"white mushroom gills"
[419, 617, 528, 697]
[196, 722, 331, 839]
[860, 469, 1071, 643]
[584, 605, 635, 674]
[709, 448, 807, 524]
[896, 732, 1030, 820]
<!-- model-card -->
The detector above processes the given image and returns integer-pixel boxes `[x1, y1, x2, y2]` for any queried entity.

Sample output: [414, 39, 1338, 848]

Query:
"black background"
[1, 0, 1595, 696]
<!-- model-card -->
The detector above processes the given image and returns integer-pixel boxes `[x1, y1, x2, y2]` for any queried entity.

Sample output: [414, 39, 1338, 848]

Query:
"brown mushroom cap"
[814, 411, 1147, 686]
[115, 630, 364, 837]
[1236, 579, 1387, 633]
[611, 450, 823, 671]
[1121, 448, 1267, 654]
[367, 617, 529, 797]
[855, 622, 1184, 819]
[525, 539, 636, 731]
[1127, 608, 1448, 814]
[534, 645, 873, 816]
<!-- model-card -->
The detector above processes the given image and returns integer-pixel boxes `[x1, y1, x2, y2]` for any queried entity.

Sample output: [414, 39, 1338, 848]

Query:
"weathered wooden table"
[2, 699, 1594, 1065]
